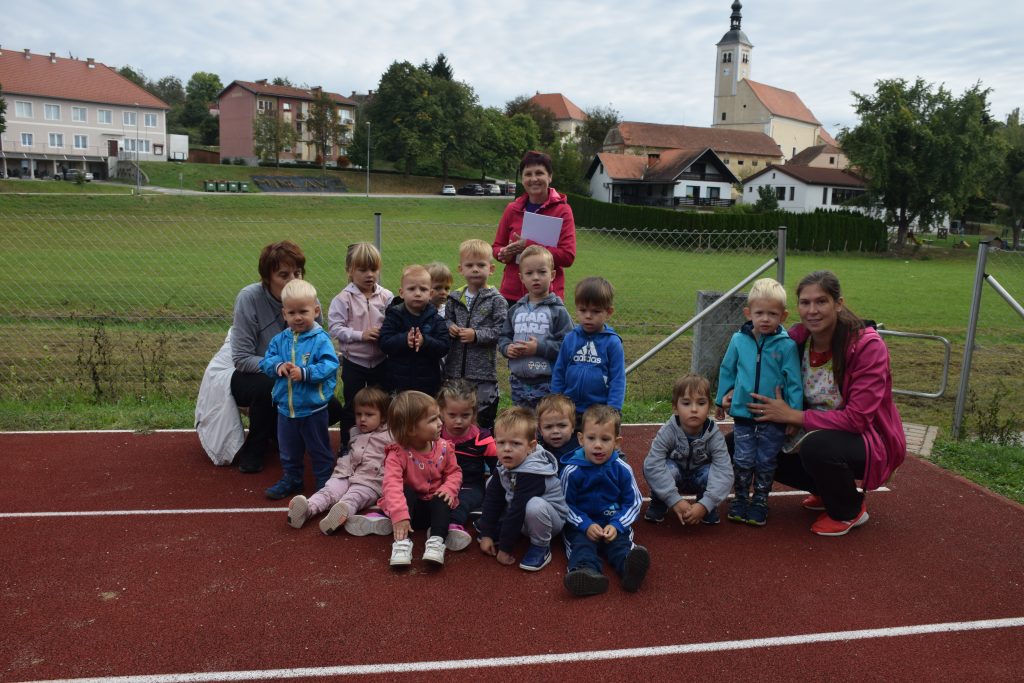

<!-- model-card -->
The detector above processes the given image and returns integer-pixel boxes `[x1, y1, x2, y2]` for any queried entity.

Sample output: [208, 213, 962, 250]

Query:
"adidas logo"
[572, 341, 602, 365]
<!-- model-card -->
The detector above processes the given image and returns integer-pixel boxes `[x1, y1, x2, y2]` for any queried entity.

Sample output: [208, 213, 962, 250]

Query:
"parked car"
[62, 169, 93, 182]
[458, 183, 485, 196]
[484, 183, 501, 195]
[441, 184, 456, 196]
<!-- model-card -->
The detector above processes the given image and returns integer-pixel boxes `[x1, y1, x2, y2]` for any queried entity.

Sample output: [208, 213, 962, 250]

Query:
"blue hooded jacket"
[259, 323, 339, 418]
[715, 321, 802, 419]
[559, 448, 642, 534]
[551, 324, 625, 411]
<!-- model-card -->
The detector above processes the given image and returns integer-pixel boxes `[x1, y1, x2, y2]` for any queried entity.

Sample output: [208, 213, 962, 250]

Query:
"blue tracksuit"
[551, 324, 625, 412]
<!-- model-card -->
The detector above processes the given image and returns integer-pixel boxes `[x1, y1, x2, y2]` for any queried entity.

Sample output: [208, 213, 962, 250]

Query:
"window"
[153, 144, 164, 155]
[48, 133, 64, 148]
[742, 52, 749, 64]
[792, 147, 797, 158]
[737, 159, 744, 166]
[257, 99, 274, 112]
[685, 185, 698, 198]
[45, 104, 61, 121]
[124, 138, 149, 153]
[789, 187, 795, 201]
[282, 102, 291, 111]
[72, 106, 87, 122]
[21, 133, 33, 147]
[752, 160, 759, 167]
[723, 159, 730, 165]
[708, 187, 721, 199]
[721, 112, 727, 121]
[124, 111, 137, 126]
[832, 188, 865, 205]
[15, 101, 33, 118]
[775, 186, 786, 200]
[74, 135, 88, 149]
[722, 52, 733, 63]
[747, 186, 753, 193]
[98, 109, 112, 124]
[144, 113, 158, 127]
[829, 156, 836, 165]
[823, 187, 829, 204]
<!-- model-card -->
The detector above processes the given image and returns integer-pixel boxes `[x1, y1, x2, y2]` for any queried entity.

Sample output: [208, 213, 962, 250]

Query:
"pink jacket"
[329, 424, 394, 496]
[789, 324, 906, 490]
[492, 188, 576, 300]
[327, 283, 393, 368]
[378, 438, 462, 523]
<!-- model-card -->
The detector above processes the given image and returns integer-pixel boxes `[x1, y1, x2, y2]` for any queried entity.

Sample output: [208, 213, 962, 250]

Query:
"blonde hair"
[493, 406, 536, 442]
[425, 261, 453, 286]
[459, 238, 492, 262]
[388, 391, 438, 447]
[280, 279, 317, 304]
[519, 244, 554, 270]
[672, 374, 711, 405]
[436, 379, 478, 412]
[579, 404, 620, 436]
[345, 242, 382, 277]
[747, 277, 787, 308]
[536, 393, 575, 426]
[401, 264, 431, 285]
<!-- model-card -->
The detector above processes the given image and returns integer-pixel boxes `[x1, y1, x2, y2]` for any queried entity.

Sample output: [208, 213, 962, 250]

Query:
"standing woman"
[492, 151, 576, 306]
[745, 271, 906, 536]
[230, 240, 340, 473]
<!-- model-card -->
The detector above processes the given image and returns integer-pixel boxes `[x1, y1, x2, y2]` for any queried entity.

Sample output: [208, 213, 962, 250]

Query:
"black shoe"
[564, 568, 609, 597]
[621, 545, 651, 593]
[237, 447, 264, 474]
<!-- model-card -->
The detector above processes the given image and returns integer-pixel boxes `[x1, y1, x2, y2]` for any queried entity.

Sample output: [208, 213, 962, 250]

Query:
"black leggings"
[404, 488, 451, 539]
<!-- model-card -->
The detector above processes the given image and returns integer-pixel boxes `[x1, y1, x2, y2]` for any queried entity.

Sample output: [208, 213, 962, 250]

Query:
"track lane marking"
[19, 616, 1024, 682]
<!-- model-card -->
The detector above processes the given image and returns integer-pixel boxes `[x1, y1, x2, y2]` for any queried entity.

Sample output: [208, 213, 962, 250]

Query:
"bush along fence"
[565, 192, 888, 252]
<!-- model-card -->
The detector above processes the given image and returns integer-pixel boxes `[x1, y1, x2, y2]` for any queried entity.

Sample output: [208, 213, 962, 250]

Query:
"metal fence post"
[374, 211, 382, 255]
[952, 240, 990, 439]
[776, 225, 787, 286]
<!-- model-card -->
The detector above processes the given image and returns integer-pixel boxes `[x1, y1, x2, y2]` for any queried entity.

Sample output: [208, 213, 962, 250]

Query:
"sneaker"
[564, 568, 609, 597]
[519, 544, 551, 571]
[802, 494, 826, 511]
[621, 545, 651, 593]
[389, 538, 413, 566]
[344, 512, 393, 536]
[445, 524, 472, 551]
[422, 536, 446, 565]
[643, 506, 665, 523]
[727, 498, 749, 523]
[319, 500, 349, 535]
[237, 447, 264, 474]
[701, 506, 721, 525]
[811, 503, 869, 536]
[745, 501, 768, 527]
[287, 495, 309, 529]
[265, 477, 303, 500]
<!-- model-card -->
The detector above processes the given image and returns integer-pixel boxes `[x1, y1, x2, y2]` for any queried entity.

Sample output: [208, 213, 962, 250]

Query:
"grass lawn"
[0, 178, 141, 195]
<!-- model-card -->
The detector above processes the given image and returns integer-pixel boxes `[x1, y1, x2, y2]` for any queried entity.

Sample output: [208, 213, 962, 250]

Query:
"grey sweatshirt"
[498, 293, 573, 381]
[230, 282, 324, 374]
[643, 417, 734, 514]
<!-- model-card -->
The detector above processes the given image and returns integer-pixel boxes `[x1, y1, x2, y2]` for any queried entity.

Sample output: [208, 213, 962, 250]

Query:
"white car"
[441, 184, 456, 196]
[485, 183, 501, 195]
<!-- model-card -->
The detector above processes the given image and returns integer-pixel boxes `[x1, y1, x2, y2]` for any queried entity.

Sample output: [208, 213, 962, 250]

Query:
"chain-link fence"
[0, 212, 778, 419]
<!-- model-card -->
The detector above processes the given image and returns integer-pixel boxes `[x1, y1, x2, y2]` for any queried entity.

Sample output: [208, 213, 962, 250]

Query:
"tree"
[578, 104, 621, 162]
[253, 109, 298, 167]
[0, 84, 7, 141]
[467, 108, 539, 180]
[271, 76, 295, 87]
[996, 108, 1024, 249]
[306, 91, 349, 173]
[369, 61, 445, 175]
[182, 71, 223, 128]
[754, 184, 779, 212]
[151, 76, 185, 107]
[546, 139, 588, 195]
[117, 65, 149, 90]
[840, 78, 1000, 244]
[505, 95, 557, 147]
[430, 53, 454, 81]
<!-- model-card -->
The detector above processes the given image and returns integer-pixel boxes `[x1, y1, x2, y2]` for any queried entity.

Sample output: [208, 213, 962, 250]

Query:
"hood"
[512, 187, 568, 213]
[449, 285, 501, 305]
[388, 297, 438, 320]
[292, 321, 325, 340]
[740, 320, 787, 340]
[507, 445, 559, 476]
[513, 291, 566, 308]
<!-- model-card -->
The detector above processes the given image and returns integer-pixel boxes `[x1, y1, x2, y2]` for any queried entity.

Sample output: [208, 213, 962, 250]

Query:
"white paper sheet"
[521, 212, 563, 247]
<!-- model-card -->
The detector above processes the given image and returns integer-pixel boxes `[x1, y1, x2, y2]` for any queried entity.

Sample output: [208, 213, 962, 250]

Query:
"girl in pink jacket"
[379, 391, 464, 567]
[287, 387, 394, 536]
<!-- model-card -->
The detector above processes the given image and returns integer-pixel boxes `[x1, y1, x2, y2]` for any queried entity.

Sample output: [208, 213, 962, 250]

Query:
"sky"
[4, 0, 1023, 136]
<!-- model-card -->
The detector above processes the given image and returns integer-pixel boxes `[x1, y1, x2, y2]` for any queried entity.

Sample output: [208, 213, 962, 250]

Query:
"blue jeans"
[277, 408, 335, 489]
[510, 375, 551, 409]
[732, 421, 785, 474]
[647, 461, 710, 518]
[563, 524, 634, 576]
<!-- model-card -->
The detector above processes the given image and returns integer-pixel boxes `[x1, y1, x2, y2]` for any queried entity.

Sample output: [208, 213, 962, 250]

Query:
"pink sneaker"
[344, 512, 393, 536]
[811, 503, 869, 536]
[445, 523, 472, 551]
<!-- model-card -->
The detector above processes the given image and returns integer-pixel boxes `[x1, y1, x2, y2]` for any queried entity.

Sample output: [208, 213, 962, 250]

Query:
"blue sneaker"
[265, 477, 303, 500]
[519, 544, 551, 571]
[702, 506, 721, 525]
[745, 501, 768, 526]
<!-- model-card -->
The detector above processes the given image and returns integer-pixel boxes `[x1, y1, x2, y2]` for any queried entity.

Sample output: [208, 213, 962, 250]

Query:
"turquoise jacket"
[716, 321, 802, 418]
[259, 323, 339, 418]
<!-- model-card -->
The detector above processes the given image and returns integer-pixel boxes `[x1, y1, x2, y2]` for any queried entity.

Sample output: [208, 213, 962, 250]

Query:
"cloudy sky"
[5, 0, 1022, 135]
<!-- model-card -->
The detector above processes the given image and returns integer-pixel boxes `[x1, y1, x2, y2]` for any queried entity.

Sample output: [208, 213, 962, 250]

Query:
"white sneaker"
[422, 535, 446, 565]
[319, 500, 348, 535]
[287, 495, 308, 529]
[344, 512, 393, 536]
[445, 524, 472, 551]
[390, 538, 414, 567]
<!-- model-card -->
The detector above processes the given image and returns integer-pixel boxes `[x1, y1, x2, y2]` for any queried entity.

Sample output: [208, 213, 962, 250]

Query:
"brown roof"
[744, 164, 865, 188]
[0, 49, 168, 109]
[592, 150, 739, 184]
[787, 143, 842, 166]
[610, 121, 782, 157]
[817, 127, 839, 146]
[528, 92, 587, 121]
[223, 80, 357, 107]
[744, 80, 821, 125]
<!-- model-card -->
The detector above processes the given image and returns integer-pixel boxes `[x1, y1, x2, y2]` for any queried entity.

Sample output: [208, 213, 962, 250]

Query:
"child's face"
[575, 303, 613, 334]
[745, 298, 788, 337]
[494, 426, 536, 470]
[538, 409, 574, 449]
[675, 389, 711, 435]
[440, 398, 475, 438]
[519, 254, 553, 299]
[579, 419, 622, 466]
[430, 279, 451, 308]
[349, 265, 379, 294]
[354, 405, 382, 434]
[410, 407, 443, 448]
[458, 255, 494, 290]
[282, 296, 319, 333]
[401, 273, 433, 314]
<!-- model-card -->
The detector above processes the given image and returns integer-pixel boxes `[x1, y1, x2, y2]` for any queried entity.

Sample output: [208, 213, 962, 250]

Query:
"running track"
[2, 427, 1023, 682]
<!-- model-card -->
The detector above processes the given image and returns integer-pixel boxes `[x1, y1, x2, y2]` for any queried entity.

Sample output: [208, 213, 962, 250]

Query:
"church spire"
[730, 1, 743, 31]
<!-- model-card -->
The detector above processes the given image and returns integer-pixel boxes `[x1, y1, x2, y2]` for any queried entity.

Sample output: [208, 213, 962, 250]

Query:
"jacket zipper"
[288, 331, 298, 418]
[461, 291, 480, 378]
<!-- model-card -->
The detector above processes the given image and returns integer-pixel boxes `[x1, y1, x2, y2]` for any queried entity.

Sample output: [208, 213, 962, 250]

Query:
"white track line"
[2, 424, 669, 436]
[20, 617, 1024, 683]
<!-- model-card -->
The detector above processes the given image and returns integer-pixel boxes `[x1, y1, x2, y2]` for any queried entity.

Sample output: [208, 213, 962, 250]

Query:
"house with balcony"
[586, 149, 739, 207]
[218, 80, 357, 165]
[0, 48, 169, 179]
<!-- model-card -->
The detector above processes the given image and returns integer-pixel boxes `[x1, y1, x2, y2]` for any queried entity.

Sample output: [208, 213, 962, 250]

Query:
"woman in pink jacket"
[746, 270, 906, 536]
[492, 150, 576, 305]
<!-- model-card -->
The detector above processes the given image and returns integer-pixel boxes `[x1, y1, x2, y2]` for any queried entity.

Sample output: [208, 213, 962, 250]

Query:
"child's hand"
[361, 327, 380, 342]
[412, 327, 423, 351]
[392, 519, 411, 540]
[721, 389, 734, 412]
[506, 343, 523, 359]
[682, 502, 708, 525]
[457, 328, 476, 343]
[276, 362, 292, 377]
[602, 524, 618, 542]
[519, 336, 538, 355]
[478, 536, 496, 556]
[585, 523, 604, 542]
[448, 324, 461, 339]
[434, 490, 456, 508]
[496, 550, 516, 566]
[287, 365, 303, 381]
[671, 499, 691, 525]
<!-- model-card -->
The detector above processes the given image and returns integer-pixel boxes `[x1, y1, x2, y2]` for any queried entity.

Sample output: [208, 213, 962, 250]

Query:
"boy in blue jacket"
[715, 278, 802, 526]
[379, 265, 450, 397]
[551, 277, 625, 422]
[259, 279, 340, 500]
[560, 405, 649, 597]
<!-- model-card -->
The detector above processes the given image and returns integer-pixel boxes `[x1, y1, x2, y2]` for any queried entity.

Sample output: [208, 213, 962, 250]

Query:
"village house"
[528, 92, 587, 138]
[740, 164, 866, 213]
[586, 148, 739, 207]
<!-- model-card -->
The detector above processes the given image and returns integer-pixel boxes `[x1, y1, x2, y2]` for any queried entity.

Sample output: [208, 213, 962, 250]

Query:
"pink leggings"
[307, 478, 378, 518]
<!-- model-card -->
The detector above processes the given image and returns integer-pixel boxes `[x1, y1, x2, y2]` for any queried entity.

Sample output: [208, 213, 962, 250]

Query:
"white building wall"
[588, 166, 614, 202]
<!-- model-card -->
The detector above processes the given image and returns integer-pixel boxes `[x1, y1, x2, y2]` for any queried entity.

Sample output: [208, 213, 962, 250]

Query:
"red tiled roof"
[787, 143, 841, 166]
[744, 164, 865, 188]
[528, 93, 587, 121]
[595, 153, 648, 180]
[744, 80, 821, 125]
[817, 127, 839, 146]
[611, 121, 782, 157]
[223, 80, 357, 107]
[593, 149, 739, 185]
[0, 49, 168, 109]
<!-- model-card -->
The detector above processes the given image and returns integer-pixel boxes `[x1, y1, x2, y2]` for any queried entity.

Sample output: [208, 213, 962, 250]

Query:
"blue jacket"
[715, 321, 802, 418]
[379, 299, 449, 395]
[551, 324, 625, 411]
[259, 323, 339, 418]
[559, 448, 642, 534]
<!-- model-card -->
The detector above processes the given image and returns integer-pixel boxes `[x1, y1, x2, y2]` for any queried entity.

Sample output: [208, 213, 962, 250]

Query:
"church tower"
[713, 1, 753, 126]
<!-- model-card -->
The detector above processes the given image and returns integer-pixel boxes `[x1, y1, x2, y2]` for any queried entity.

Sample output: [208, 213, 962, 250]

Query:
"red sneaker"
[811, 503, 869, 536]
[801, 494, 825, 511]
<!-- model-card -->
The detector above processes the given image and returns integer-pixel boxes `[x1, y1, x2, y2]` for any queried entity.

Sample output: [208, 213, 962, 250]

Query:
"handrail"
[876, 328, 952, 399]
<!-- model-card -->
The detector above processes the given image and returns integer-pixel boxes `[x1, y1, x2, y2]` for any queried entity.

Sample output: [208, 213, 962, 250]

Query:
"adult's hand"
[498, 239, 527, 263]
[748, 387, 803, 426]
